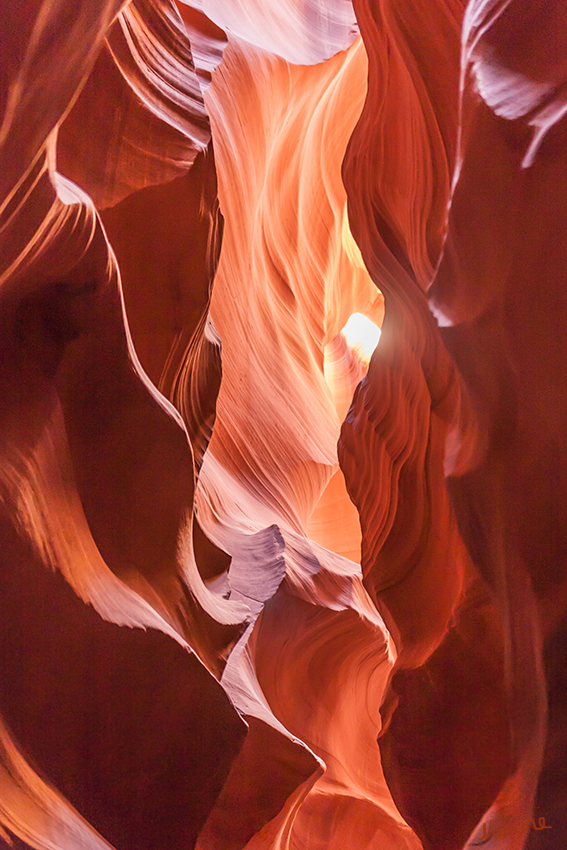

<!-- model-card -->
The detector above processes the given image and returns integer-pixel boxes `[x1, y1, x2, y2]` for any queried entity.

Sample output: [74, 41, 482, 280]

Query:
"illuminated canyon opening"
[1, 1, 566, 849]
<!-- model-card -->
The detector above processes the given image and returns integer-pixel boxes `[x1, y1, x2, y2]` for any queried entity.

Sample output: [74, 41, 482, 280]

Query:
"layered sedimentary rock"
[430, 3, 567, 847]
[338, 4, 514, 846]
[0, 3, 247, 848]
[194, 32, 419, 850]
[1, 0, 565, 849]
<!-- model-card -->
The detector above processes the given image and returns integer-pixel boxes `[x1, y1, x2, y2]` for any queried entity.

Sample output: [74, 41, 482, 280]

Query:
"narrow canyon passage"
[0, 1, 565, 849]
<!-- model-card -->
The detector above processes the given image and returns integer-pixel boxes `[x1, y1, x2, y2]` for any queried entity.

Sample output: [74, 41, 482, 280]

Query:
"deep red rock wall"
[0, 1, 565, 848]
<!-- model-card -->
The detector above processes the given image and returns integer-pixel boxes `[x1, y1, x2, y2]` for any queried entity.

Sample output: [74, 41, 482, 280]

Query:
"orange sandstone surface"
[0, 1, 565, 848]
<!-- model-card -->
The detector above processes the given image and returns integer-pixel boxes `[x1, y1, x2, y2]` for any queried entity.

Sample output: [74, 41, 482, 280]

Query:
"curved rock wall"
[0, 0, 565, 848]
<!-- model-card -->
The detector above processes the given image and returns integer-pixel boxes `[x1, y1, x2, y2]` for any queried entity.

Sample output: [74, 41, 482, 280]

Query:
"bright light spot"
[340, 313, 381, 364]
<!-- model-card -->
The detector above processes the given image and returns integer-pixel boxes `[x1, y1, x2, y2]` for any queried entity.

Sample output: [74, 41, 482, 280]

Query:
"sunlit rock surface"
[0, 0, 565, 849]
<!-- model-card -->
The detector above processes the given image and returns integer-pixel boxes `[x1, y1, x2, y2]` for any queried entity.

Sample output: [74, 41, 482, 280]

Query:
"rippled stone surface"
[1, 1, 565, 848]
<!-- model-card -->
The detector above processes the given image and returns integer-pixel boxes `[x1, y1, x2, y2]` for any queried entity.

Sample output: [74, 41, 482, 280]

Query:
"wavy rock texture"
[194, 32, 419, 849]
[1, 0, 566, 849]
[429, 2, 567, 847]
[0, 2, 248, 848]
[338, 10, 508, 850]
[178, 0, 359, 65]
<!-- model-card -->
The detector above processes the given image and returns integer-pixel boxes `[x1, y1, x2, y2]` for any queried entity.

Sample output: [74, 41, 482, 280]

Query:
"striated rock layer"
[1, 0, 566, 848]
[430, 2, 567, 847]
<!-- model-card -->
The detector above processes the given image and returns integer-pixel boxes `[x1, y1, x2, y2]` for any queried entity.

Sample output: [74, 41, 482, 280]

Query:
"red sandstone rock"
[1, 0, 566, 848]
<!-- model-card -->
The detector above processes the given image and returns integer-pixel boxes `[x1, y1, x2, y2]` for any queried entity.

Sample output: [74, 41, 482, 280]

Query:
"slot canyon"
[0, 1, 566, 848]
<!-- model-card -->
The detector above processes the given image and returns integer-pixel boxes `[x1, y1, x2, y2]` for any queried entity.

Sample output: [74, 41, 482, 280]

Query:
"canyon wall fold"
[430, 2, 567, 846]
[1, 0, 565, 848]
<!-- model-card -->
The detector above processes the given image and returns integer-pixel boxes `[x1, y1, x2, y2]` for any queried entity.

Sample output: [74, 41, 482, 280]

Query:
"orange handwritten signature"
[477, 817, 552, 842]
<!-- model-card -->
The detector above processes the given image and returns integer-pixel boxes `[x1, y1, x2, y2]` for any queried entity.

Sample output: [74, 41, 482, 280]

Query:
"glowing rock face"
[340, 312, 381, 364]
[1, 1, 566, 849]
